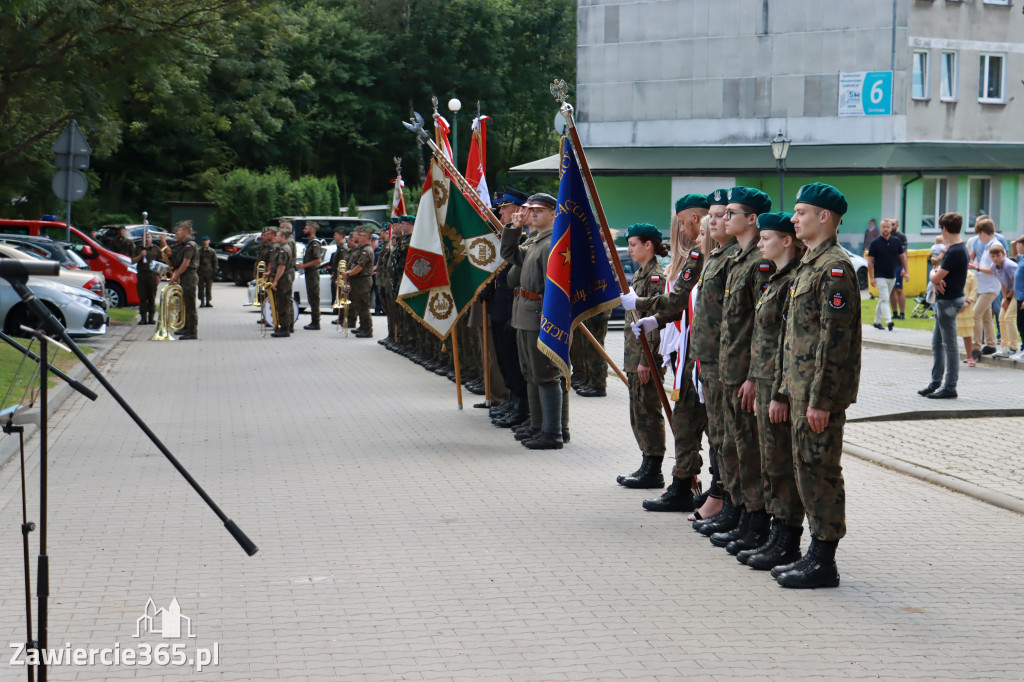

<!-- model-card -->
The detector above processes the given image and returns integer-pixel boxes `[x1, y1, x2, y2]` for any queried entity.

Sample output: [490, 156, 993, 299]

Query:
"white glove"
[630, 316, 658, 338]
[619, 287, 638, 311]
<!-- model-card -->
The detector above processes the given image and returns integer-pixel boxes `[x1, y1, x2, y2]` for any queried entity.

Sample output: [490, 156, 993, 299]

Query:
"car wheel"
[233, 269, 248, 286]
[104, 282, 125, 308]
[3, 302, 65, 337]
[857, 267, 868, 290]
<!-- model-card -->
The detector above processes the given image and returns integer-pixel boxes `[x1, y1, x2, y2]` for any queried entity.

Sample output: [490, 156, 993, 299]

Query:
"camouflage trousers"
[755, 379, 805, 526]
[700, 363, 736, 502]
[670, 356, 707, 480]
[627, 368, 665, 458]
[722, 380, 764, 511]
[790, 400, 847, 541]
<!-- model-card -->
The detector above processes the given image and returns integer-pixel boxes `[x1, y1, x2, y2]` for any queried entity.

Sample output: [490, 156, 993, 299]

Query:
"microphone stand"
[1, 269, 258, 682]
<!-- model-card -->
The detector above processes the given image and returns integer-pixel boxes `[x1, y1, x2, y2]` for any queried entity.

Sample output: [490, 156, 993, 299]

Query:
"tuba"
[332, 259, 349, 335]
[152, 282, 185, 340]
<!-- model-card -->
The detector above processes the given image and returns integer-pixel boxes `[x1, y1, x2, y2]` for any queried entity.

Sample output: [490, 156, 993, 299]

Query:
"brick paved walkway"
[0, 284, 1021, 680]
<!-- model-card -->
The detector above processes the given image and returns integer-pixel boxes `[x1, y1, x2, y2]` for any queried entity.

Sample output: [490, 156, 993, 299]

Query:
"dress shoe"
[434, 366, 449, 376]
[575, 386, 606, 397]
[571, 379, 584, 390]
[725, 510, 771, 555]
[747, 524, 803, 571]
[270, 330, 289, 338]
[138, 319, 148, 325]
[982, 345, 997, 355]
[178, 333, 198, 340]
[619, 457, 664, 489]
[887, 321, 894, 331]
[303, 323, 321, 330]
[917, 382, 940, 396]
[522, 431, 563, 449]
[642, 478, 695, 512]
[206, 303, 213, 307]
[708, 508, 748, 544]
[561, 429, 570, 443]
[776, 538, 840, 588]
[466, 383, 486, 396]
[354, 331, 372, 338]
[472, 401, 490, 409]
[927, 387, 957, 399]
[514, 427, 540, 441]
[872, 323, 884, 330]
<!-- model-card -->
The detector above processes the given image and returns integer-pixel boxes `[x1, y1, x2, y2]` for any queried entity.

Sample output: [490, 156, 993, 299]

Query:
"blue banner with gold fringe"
[538, 137, 622, 386]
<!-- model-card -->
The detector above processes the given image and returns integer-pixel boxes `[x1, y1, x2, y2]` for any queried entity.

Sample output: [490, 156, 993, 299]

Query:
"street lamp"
[771, 131, 791, 211]
[448, 97, 462, 163]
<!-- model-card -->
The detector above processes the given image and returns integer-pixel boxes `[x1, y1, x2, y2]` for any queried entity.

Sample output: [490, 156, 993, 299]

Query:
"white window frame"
[912, 50, 930, 100]
[966, 176, 993, 228]
[920, 177, 948, 234]
[978, 53, 1007, 103]
[940, 51, 958, 102]
[982, 0, 1011, 6]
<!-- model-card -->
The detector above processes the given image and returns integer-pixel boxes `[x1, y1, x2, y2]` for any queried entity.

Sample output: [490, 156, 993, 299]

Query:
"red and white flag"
[390, 175, 406, 218]
[464, 115, 491, 209]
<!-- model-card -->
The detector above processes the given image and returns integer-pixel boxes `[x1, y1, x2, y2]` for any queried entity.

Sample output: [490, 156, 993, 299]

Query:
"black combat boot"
[692, 492, 729, 532]
[616, 461, 643, 486]
[710, 509, 749, 547]
[514, 426, 540, 441]
[726, 510, 771, 555]
[776, 538, 840, 588]
[522, 384, 564, 450]
[619, 457, 664, 489]
[699, 498, 742, 536]
[642, 478, 694, 512]
[747, 524, 803, 571]
[737, 518, 781, 565]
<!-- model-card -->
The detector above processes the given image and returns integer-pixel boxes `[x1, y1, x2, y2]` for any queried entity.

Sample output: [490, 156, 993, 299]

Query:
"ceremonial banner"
[538, 137, 622, 384]
[390, 176, 406, 218]
[464, 115, 490, 209]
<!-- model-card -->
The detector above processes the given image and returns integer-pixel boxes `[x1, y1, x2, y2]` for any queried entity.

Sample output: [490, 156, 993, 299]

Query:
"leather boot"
[726, 510, 771, 555]
[523, 384, 564, 450]
[737, 518, 780, 564]
[514, 426, 540, 441]
[642, 478, 694, 512]
[522, 431, 563, 450]
[616, 462, 642, 486]
[776, 538, 840, 588]
[693, 494, 731, 532]
[748, 523, 803, 571]
[619, 457, 664, 489]
[710, 509, 749, 547]
[700, 499, 742, 536]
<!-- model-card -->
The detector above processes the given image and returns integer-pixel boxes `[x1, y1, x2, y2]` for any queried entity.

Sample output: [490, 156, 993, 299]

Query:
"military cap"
[400, 214, 416, 223]
[625, 222, 663, 242]
[757, 212, 795, 235]
[389, 216, 402, 224]
[262, 226, 275, 233]
[371, 233, 380, 240]
[306, 220, 320, 230]
[523, 192, 557, 209]
[496, 187, 529, 207]
[333, 224, 346, 234]
[707, 189, 730, 206]
[277, 225, 292, 236]
[675, 193, 711, 213]
[202, 235, 211, 241]
[727, 187, 772, 214]
[355, 225, 376, 235]
[795, 182, 848, 216]
[174, 219, 194, 232]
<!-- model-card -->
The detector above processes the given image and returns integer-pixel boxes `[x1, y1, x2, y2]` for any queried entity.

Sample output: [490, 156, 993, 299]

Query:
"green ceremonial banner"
[442, 182, 502, 319]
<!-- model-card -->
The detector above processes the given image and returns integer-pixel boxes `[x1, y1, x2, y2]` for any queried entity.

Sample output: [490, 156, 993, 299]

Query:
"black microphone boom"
[0, 260, 61, 278]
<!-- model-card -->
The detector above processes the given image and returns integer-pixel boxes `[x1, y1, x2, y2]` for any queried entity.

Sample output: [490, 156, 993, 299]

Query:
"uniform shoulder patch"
[682, 267, 694, 281]
[759, 263, 770, 272]
[828, 290, 846, 310]
[650, 275, 661, 282]
[760, 281, 769, 295]
[830, 267, 845, 277]
[689, 250, 700, 259]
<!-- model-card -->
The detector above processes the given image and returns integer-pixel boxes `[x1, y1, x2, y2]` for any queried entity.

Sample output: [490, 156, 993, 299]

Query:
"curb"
[848, 408, 1024, 423]
[862, 337, 1024, 371]
[0, 322, 133, 473]
[843, 442, 1024, 517]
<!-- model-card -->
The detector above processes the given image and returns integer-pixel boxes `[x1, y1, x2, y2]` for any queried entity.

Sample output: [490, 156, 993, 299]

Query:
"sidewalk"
[0, 284, 1022, 680]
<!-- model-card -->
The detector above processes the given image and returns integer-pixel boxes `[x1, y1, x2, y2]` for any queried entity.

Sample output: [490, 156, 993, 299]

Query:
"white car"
[0, 278, 108, 337]
[293, 241, 337, 313]
[843, 247, 870, 290]
[0, 243, 106, 298]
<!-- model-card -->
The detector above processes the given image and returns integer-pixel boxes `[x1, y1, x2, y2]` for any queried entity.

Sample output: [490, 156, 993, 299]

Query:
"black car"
[0, 233, 91, 271]
[225, 240, 262, 285]
[213, 232, 260, 281]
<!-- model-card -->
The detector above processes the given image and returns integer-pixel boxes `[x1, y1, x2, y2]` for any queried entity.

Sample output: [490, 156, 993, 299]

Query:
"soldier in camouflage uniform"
[298, 222, 323, 330]
[737, 212, 805, 572]
[344, 226, 377, 338]
[165, 220, 199, 339]
[110, 226, 135, 257]
[709, 187, 776, 556]
[377, 219, 397, 346]
[771, 183, 860, 589]
[255, 227, 276, 325]
[132, 231, 162, 324]
[622, 193, 710, 510]
[267, 225, 295, 337]
[197, 236, 217, 307]
[392, 219, 413, 353]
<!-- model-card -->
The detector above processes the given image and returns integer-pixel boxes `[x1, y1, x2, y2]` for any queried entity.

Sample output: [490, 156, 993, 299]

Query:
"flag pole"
[577, 323, 628, 387]
[553, 87, 674, 428]
[451, 331, 464, 410]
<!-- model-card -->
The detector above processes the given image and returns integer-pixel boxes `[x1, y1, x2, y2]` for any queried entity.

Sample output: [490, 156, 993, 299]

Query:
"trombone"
[331, 259, 349, 335]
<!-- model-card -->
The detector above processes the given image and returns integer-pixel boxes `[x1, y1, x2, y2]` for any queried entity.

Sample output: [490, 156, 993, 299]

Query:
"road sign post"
[51, 121, 92, 242]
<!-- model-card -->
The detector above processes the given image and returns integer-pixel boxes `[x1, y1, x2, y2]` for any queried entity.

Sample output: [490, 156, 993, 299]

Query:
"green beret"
[707, 189, 730, 206]
[625, 222, 663, 242]
[757, 212, 795, 235]
[389, 217, 402, 224]
[202, 235, 211, 241]
[401, 214, 416, 223]
[795, 182, 848, 216]
[727, 187, 772, 214]
[675, 193, 711, 213]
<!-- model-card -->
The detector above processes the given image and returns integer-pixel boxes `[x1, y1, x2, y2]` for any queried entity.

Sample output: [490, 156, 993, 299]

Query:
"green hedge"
[207, 169, 341, 232]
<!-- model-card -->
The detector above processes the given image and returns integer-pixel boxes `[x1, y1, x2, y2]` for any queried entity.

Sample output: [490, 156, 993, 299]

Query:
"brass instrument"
[251, 261, 267, 306]
[152, 282, 185, 341]
[257, 274, 279, 336]
[331, 259, 350, 335]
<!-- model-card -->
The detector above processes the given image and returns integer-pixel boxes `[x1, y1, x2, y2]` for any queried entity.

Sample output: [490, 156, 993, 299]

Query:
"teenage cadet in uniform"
[270, 225, 295, 337]
[736, 212, 805, 571]
[110, 226, 135, 257]
[132, 231, 162, 324]
[197, 236, 217, 307]
[623, 193, 710, 509]
[298, 221, 323, 330]
[165, 220, 199, 340]
[500, 193, 566, 450]
[710, 187, 775, 555]
[770, 183, 860, 589]
[616, 223, 668, 488]
[343, 226, 376, 338]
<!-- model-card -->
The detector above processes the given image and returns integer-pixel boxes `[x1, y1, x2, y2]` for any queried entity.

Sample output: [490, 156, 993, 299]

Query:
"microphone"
[0, 259, 61, 278]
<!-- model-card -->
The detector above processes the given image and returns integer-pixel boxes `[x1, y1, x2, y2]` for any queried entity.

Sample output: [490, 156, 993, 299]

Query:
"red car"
[0, 218, 140, 307]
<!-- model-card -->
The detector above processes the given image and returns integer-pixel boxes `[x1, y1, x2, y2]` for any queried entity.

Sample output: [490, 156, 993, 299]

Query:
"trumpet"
[332, 260, 350, 335]
[152, 282, 185, 341]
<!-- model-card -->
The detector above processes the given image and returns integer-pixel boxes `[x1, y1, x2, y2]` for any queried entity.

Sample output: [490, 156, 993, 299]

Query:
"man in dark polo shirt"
[921, 212, 970, 399]
[867, 218, 908, 330]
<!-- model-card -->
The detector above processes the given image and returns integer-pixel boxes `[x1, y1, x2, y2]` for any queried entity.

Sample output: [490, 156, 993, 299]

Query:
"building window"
[940, 51, 957, 101]
[912, 50, 929, 100]
[921, 178, 948, 233]
[967, 177, 991, 227]
[978, 54, 1005, 102]
[982, 0, 1010, 5]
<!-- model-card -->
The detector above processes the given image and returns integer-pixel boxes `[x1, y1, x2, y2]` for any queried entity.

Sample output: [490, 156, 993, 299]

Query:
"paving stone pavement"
[0, 283, 1022, 681]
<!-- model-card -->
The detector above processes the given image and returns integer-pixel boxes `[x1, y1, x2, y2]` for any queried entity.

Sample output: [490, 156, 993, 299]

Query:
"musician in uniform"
[197, 236, 218, 307]
[343, 225, 376, 338]
[165, 220, 199, 340]
[255, 227, 276, 325]
[270, 224, 296, 337]
[298, 221, 323, 330]
[110, 226, 135, 257]
[132, 230, 162, 325]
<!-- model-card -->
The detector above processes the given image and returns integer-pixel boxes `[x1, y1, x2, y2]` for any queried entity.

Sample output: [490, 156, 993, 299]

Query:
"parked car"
[0, 277, 108, 338]
[843, 247, 870, 289]
[225, 240, 261, 286]
[96, 224, 172, 249]
[271, 216, 380, 242]
[0, 244, 106, 299]
[609, 247, 671, 321]
[0, 233, 92, 271]
[0, 218, 140, 307]
[213, 232, 260, 281]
